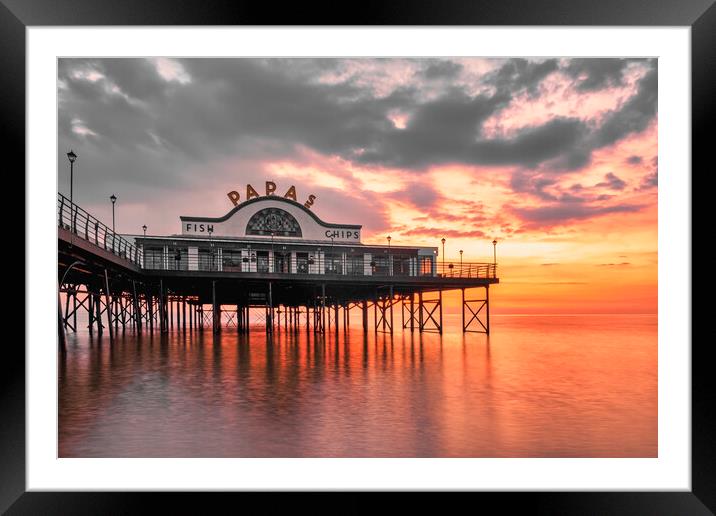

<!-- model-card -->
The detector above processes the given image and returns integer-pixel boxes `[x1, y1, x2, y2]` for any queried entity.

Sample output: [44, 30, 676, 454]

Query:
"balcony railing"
[58, 192, 144, 267]
[436, 262, 497, 279]
[144, 253, 497, 279]
[58, 193, 497, 280]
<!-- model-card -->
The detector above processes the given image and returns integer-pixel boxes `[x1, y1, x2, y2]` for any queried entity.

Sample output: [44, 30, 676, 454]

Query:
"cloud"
[637, 172, 658, 190]
[57, 57, 658, 237]
[626, 155, 643, 165]
[592, 66, 657, 149]
[419, 60, 463, 80]
[486, 58, 558, 97]
[596, 172, 627, 190]
[511, 203, 644, 228]
[563, 58, 634, 91]
[399, 226, 487, 239]
[59, 57, 657, 180]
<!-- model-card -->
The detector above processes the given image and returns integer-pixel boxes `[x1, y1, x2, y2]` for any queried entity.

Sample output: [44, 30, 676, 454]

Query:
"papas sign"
[228, 182, 316, 210]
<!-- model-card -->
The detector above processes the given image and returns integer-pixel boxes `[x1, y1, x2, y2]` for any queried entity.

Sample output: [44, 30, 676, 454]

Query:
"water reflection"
[59, 314, 657, 458]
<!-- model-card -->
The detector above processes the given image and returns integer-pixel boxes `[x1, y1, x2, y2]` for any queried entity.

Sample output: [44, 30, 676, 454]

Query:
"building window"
[296, 252, 309, 274]
[222, 249, 242, 272]
[198, 249, 216, 271]
[325, 252, 342, 274]
[246, 208, 302, 237]
[144, 247, 164, 269]
[372, 255, 389, 275]
[419, 256, 433, 276]
[345, 255, 363, 275]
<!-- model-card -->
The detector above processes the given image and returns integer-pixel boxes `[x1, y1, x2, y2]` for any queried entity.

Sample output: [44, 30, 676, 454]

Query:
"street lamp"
[441, 238, 446, 274]
[110, 194, 117, 233]
[387, 235, 391, 276]
[142, 224, 147, 237]
[492, 239, 497, 264]
[459, 249, 463, 270]
[66, 150, 77, 205]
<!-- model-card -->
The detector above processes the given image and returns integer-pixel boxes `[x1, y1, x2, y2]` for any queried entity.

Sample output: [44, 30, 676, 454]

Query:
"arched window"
[246, 208, 302, 237]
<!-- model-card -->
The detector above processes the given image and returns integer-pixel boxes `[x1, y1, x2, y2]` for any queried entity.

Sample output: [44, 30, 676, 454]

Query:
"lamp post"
[441, 238, 446, 274]
[492, 239, 497, 278]
[387, 235, 391, 276]
[459, 249, 463, 272]
[142, 224, 147, 237]
[66, 150, 77, 205]
[110, 194, 117, 233]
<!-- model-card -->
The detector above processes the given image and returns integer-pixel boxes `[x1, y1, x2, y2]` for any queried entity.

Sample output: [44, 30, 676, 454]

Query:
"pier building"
[57, 187, 498, 349]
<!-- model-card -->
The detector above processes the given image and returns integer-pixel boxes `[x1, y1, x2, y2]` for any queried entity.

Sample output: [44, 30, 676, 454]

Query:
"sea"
[59, 313, 657, 458]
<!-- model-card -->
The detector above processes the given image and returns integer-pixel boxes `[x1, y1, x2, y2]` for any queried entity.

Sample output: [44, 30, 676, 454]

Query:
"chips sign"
[227, 182, 316, 210]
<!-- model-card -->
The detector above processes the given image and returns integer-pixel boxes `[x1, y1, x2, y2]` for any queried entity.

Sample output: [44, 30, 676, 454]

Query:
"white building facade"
[135, 195, 438, 277]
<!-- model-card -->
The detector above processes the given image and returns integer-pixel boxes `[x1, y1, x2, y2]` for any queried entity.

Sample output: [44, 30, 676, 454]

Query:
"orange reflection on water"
[59, 314, 656, 457]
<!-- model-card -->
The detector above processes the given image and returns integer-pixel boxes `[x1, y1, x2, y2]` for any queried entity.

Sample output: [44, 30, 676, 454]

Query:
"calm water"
[59, 314, 657, 457]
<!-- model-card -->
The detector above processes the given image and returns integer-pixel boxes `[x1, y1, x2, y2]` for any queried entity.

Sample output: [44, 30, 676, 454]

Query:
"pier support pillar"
[267, 282, 274, 334]
[334, 303, 339, 334]
[133, 281, 142, 334]
[362, 300, 368, 333]
[87, 290, 94, 336]
[462, 285, 489, 334]
[103, 269, 114, 344]
[58, 288, 66, 352]
[389, 286, 394, 335]
[212, 280, 220, 334]
[418, 290, 442, 334]
[147, 291, 154, 333]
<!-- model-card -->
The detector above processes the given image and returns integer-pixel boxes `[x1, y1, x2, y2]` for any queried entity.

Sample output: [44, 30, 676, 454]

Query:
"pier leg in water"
[103, 269, 114, 344]
[362, 299, 368, 333]
[486, 284, 490, 335]
[88, 291, 94, 336]
[132, 281, 141, 334]
[212, 280, 220, 334]
[58, 288, 66, 352]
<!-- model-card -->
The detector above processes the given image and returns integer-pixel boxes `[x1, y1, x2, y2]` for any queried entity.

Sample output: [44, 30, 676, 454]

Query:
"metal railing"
[58, 193, 497, 280]
[58, 192, 144, 267]
[143, 252, 497, 279]
[436, 262, 497, 279]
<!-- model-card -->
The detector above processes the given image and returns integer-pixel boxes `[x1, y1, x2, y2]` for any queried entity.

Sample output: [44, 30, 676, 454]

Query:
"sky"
[57, 57, 657, 314]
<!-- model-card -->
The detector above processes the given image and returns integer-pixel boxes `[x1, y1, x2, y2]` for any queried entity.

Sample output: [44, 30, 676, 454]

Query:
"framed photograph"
[6, 0, 713, 512]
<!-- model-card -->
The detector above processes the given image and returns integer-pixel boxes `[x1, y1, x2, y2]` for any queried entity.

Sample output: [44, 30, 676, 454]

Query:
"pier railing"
[142, 252, 497, 279]
[436, 262, 497, 279]
[58, 193, 497, 280]
[58, 193, 144, 267]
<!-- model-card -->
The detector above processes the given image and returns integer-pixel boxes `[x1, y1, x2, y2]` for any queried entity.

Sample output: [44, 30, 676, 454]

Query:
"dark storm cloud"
[391, 183, 442, 208]
[563, 58, 635, 91]
[419, 60, 463, 80]
[596, 172, 627, 190]
[592, 66, 657, 149]
[626, 155, 643, 165]
[485, 58, 558, 97]
[512, 203, 643, 228]
[58, 57, 658, 210]
[637, 172, 658, 190]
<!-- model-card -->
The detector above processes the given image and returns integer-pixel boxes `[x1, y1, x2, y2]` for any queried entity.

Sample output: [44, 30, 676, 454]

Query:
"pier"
[57, 192, 498, 350]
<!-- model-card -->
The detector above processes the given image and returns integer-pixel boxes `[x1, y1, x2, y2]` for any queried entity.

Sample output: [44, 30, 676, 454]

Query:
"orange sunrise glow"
[58, 57, 657, 315]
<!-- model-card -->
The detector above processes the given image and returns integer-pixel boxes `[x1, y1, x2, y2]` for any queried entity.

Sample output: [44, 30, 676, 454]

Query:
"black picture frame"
[4, 0, 713, 513]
